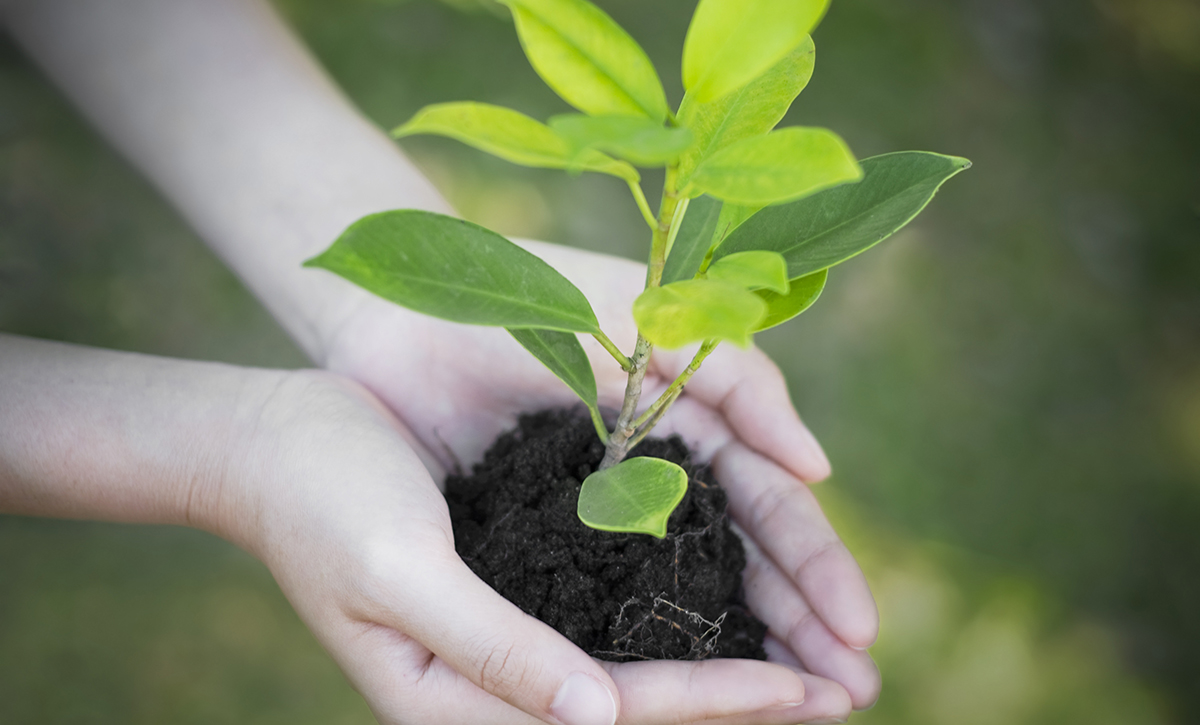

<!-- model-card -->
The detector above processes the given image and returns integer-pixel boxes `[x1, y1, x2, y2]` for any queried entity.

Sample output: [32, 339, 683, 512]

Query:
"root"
[599, 594, 727, 661]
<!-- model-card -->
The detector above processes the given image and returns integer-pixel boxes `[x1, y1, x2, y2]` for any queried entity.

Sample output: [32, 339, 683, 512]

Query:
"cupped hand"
[317, 240, 882, 720]
[235, 369, 846, 725]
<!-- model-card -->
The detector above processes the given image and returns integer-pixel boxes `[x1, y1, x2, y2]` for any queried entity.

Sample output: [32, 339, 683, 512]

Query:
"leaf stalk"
[627, 180, 658, 231]
[593, 330, 633, 372]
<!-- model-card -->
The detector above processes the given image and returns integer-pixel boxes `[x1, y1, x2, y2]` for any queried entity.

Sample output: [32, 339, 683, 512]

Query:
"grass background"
[1, 0, 1198, 722]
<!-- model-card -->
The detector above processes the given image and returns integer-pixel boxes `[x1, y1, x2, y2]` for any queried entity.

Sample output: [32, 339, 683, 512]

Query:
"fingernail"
[765, 700, 805, 711]
[551, 672, 617, 725]
[808, 718, 847, 724]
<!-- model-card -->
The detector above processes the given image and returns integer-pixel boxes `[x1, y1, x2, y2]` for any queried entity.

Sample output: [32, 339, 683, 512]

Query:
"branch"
[630, 339, 718, 432]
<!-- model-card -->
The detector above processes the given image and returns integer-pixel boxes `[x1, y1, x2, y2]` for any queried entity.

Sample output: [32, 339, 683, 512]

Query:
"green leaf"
[499, 0, 669, 120]
[633, 279, 766, 349]
[393, 102, 638, 182]
[689, 126, 862, 206]
[712, 202, 763, 246]
[508, 328, 598, 409]
[549, 114, 694, 166]
[753, 269, 827, 331]
[677, 36, 816, 183]
[577, 457, 688, 538]
[305, 210, 600, 333]
[661, 195, 721, 284]
[713, 151, 973, 278]
[707, 251, 790, 294]
[682, 0, 828, 103]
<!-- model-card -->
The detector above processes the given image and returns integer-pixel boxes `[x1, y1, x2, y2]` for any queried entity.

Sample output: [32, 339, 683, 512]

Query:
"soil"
[445, 408, 767, 662]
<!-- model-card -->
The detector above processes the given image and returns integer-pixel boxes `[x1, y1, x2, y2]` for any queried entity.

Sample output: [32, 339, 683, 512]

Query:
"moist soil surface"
[445, 408, 767, 662]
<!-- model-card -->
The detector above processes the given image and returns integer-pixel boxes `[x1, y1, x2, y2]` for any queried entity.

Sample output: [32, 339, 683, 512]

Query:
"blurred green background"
[1, 0, 1198, 722]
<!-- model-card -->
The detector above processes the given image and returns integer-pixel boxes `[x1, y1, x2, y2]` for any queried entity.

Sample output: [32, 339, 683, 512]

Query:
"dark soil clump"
[445, 408, 767, 662]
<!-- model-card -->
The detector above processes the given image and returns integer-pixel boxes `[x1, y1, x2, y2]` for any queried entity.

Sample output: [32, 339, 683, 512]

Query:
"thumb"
[383, 546, 620, 725]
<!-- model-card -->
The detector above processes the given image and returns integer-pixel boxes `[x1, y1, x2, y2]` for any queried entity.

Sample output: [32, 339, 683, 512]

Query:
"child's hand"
[318, 242, 881, 715]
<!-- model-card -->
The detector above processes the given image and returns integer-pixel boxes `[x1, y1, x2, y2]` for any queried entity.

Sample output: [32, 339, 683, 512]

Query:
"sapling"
[306, 0, 970, 538]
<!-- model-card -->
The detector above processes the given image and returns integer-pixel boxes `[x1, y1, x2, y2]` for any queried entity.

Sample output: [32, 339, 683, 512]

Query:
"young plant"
[305, 0, 970, 538]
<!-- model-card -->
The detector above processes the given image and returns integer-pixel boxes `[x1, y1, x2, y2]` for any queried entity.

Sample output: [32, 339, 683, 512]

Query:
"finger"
[323, 617, 547, 725]
[367, 542, 620, 725]
[655, 344, 831, 483]
[601, 658, 806, 724]
[714, 443, 879, 650]
[763, 632, 805, 670]
[688, 672, 854, 725]
[744, 535, 882, 709]
[764, 672, 854, 725]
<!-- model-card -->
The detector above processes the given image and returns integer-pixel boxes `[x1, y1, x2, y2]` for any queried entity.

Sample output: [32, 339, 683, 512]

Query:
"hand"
[319, 241, 882, 720]
[233, 369, 836, 725]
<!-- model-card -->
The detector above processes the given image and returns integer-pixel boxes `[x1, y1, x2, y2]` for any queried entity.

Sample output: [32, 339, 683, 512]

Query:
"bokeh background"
[2, 0, 1198, 722]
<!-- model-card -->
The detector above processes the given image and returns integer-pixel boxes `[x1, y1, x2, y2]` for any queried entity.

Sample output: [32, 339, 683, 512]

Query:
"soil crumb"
[445, 409, 767, 662]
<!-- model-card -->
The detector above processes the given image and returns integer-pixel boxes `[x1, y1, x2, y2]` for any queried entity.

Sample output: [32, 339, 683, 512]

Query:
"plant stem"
[646, 167, 682, 289]
[600, 334, 652, 468]
[601, 168, 686, 469]
[629, 339, 718, 431]
[593, 331, 633, 373]
[625, 389, 680, 451]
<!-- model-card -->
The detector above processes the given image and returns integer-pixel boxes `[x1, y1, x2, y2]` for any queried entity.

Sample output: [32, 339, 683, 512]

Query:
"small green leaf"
[707, 251, 790, 294]
[661, 195, 721, 284]
[713, 151, 973, 278]
[549, 114, 694, 166]
[499, 0, 669, 120]
[578, 457, 688, 538]
[633, 279, 766, 349]
[393, 102, 638, 182]
[508, 328, 598, 409]
[678, 37, 816, 183]
[689, 126, 862, 206]
[712, 202, 763, 247]
[682, 0, 828, 103]
[305, 210, 600, 333]
[753, 269, 827, 331]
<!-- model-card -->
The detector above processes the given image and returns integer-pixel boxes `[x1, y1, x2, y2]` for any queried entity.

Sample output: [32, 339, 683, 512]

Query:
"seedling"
[306, 0, 970, 538]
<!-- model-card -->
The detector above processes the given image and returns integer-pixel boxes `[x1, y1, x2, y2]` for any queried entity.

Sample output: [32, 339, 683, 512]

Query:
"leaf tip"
[300, 252, 326, 269]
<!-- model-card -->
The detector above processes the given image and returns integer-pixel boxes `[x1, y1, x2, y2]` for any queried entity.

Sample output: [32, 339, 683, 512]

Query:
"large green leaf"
[689, 127, 862, 206]
[633, 279, 766, 348]
[577, 457, 688, 538]
[393, 102, 637, 182]
[682, 0, 828, 103]
[499, 0, 669, 121]
[508, 328, 598, 409]
[713, 151, 973, 278]
[677, 37, 816, 183]
[305, 210, 600, 333]
[753, 269, 827, 331]
[661, 195, 721, 284]
[707, 251, 789, 294]
[549, 114, 694, 167]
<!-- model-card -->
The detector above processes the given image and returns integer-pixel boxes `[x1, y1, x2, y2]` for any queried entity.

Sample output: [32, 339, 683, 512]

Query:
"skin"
[0, 0, 881, 722]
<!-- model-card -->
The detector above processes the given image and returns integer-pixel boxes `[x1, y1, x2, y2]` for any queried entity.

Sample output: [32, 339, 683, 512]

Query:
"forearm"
[1, 0, 451, 361]
[0, 333, 278, 546]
